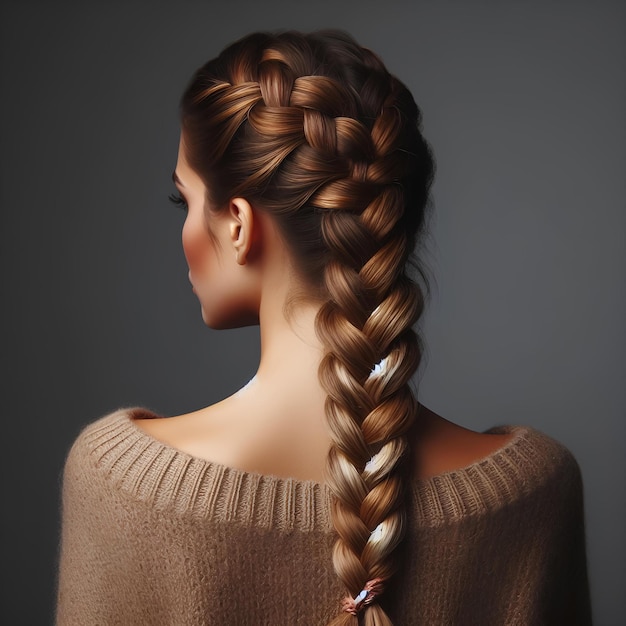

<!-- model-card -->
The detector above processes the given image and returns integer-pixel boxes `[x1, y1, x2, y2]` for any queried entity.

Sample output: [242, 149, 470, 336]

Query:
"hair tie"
[341, 578, 384, 615]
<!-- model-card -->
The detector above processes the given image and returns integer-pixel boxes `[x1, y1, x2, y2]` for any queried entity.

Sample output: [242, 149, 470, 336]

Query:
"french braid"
[180, 31, 434, 625]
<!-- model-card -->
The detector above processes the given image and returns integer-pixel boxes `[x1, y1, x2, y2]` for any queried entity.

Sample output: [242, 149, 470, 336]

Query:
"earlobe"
[228, 197, 254, 265]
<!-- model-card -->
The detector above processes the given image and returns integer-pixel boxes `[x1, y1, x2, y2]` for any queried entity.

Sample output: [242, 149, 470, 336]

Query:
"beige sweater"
[55, 408, 591, 625]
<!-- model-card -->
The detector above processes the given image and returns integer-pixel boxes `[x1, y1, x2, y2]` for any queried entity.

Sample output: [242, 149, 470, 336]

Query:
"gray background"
[1, 1, 624, 624]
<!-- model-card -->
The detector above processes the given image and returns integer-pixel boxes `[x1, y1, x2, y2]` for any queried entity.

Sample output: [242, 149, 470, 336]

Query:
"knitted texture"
[55, 408, 592, 625]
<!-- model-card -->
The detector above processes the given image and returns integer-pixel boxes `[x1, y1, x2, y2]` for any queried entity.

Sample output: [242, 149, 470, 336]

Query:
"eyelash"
[168, 192, 188, 211]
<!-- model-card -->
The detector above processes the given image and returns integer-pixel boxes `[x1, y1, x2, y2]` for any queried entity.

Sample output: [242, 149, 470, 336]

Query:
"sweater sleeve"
[55, 425, 105, 626]
[54, 419, 144, 626]
[540, 445, 593, 625]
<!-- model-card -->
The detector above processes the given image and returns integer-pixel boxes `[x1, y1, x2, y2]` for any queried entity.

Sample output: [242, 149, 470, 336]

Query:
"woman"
[55, 31, 591, 625]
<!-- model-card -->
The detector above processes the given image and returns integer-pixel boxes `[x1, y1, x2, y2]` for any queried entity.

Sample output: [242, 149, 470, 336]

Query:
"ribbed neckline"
[76, 407, 557, 531]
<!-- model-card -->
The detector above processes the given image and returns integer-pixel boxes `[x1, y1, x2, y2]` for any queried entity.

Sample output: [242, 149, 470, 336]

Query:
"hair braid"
[179, 31, 434, 625]
[314, 100, 423, 626]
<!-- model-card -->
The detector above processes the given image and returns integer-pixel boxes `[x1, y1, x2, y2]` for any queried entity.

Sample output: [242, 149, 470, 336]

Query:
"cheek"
[180, 215, 259, 329]
[182, 217, 212, 277]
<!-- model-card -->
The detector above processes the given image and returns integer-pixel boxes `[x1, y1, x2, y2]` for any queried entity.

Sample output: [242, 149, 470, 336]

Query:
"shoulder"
[410, 407, 585, 524]
[61, 407, 161, 486]
[482, 423, 585, 505]
[60, 406, 334, 530]
[59, 406, 206, 519]
[64, 406, 158, 453]
[413, 405, 582, 483]
[487, 426, 580, 480]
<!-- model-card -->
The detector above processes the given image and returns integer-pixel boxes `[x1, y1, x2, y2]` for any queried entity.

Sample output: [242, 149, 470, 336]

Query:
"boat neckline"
[119, 406, 531, 490]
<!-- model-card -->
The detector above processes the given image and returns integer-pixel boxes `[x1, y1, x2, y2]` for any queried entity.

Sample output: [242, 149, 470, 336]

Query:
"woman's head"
[179, 30, 433, 298]
[177, 30, 434, 625]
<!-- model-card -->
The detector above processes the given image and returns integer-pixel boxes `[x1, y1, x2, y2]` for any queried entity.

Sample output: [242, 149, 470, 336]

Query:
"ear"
[227, 197, 255, 265]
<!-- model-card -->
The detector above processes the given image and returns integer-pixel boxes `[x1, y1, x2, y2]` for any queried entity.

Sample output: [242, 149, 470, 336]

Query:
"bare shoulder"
[132, 411, 180, 438]
[132, 404, 229, 461]
[411, 405, 516, 480]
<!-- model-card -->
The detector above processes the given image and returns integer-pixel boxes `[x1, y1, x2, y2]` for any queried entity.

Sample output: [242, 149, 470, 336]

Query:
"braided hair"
[180, 31, 434, 625]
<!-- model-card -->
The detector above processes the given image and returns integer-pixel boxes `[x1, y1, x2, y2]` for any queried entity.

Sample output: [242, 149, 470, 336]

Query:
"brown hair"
[179, 30, 434, 625]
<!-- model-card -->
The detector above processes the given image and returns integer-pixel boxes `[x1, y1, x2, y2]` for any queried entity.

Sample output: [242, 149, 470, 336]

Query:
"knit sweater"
[55, 408, 592, 625]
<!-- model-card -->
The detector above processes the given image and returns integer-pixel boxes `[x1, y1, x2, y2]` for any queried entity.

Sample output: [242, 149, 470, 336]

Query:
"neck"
[211, 215, 332, 480]
[252, 286, 326, 407]
[221, 285, 330, 482]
